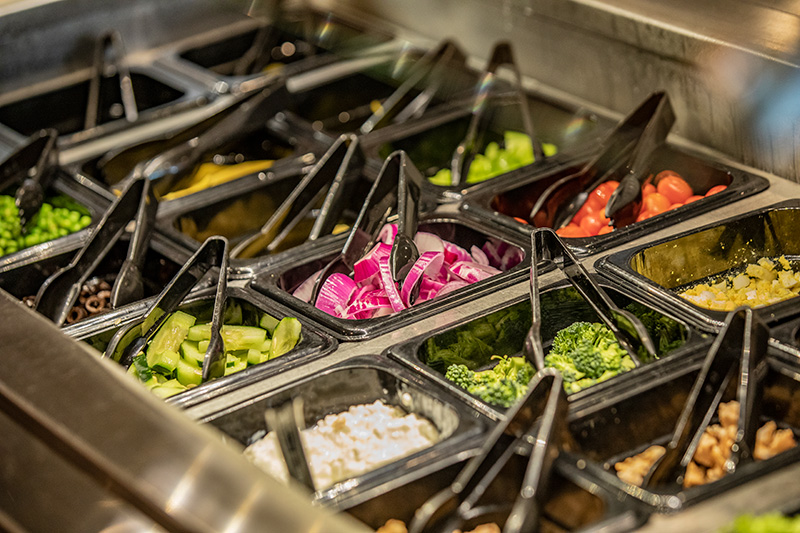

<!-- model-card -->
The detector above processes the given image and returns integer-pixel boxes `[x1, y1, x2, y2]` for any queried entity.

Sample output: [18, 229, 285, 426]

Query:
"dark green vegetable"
[0, 195, 91, 256]
[544, 322, 635, 394]
[444, 355, 535, 408]
[720, 512, 800, 533]
[423, 301, 531, 373]
[624, 301, 687, 360]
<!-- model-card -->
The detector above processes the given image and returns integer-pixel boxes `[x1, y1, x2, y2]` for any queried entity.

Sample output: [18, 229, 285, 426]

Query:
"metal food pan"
[0, 65, 209, 149]
[388, 277, 707, 418]
[0, 170, 110, 270]
[597, 199, 800, 332]
[248, 214, 529, 340]
[562, 347, 800, 513]
[343, 455, 644, 532]
[200, 354, 488, 509]
[0, 229, 189, 326]
[461, 143, 769, 256]
[359, 89, 611, 203]
[66, 286, 336, 410]
[76, 104, 324, 203]
[157, 160, 372, 275]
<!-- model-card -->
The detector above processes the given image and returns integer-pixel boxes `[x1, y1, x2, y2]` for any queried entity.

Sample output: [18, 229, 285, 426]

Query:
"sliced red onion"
[372, 307, 394, 318]
[378, 223, 397, 244]
[499, 246, 523, 270]
[470, 245, 490, 266]
[315, 273, 358, 318]
[345, 290, 391, 320]
[482, 241, 502, 267]
[443, 241, 471, 264]
[413, 232, 445, 255]
[436, 280, 470, 297]
[449, 261, 501, 283]
[292, 269, 322, 302]
[353, 242, 391, 284]
[378, 254, 406, 313]
[400, 251, 445, 306]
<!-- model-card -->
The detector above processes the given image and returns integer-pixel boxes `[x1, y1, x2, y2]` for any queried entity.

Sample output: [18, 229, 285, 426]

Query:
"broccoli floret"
[444, 364, 474, 389]
[624, 302, 687, 358]
[467, 378, 525, 408]
[444, 356, 535, 407]
[545, 322, 633, 393]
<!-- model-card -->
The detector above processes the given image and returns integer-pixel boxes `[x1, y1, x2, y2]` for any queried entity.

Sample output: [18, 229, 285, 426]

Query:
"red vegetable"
[705, 185, 727, 196]
[656, 174, 693, 204]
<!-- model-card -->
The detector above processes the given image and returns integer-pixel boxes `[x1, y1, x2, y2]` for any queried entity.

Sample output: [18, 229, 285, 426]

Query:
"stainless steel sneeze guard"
[0, 289, 371, 533]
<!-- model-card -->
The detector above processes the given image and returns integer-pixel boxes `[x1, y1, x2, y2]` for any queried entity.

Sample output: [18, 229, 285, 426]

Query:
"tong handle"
[230, 134, 359, 259]
[409, 369, 562, 533]
[85, 30, 138, 130]
[0, 129, 59, 192]
[451, 41, 542, 186]
[605, 93, 676, 223]
[34, 176, 147, 326]
[533, 229, 656, 363]
[310, 150, 422, 304]
[106, 237, 229, 383]
[360, 39, 466, 134]
[523, 232, 546, 370]
[645, 308, 769, 487]
[264, 399, 315, 491]
[109, 178, 159, 307]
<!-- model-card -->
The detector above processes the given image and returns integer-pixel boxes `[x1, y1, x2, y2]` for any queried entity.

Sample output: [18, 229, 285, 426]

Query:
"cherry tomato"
[642, 192, 671, 215]
[641, 183, 656, 197]
[684, 195, 704, 204]
[556, 224, 590, 238]
[579, 214, 604, 236]
[587, 181, 619, 211]
[636, 209, 655, 222]
[654, 170, 683, 181]
[705, 185, 727, 196]
[597, 225, 614, 235]
[572, 201, 596, 225]
[657, 175, 693, 204]
[668, 203, 683, 210]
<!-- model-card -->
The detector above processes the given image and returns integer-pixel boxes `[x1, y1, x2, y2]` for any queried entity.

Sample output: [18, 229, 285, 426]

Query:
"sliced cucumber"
[180, 340, 205, 366]
[149, 310, 196, 360]
[224, 352, 248, 376]
[151, 379, 188, 398]
[247, 348, 269, 366]
[270, 317, 302, 359]
[176, 357, 202, 387]
[148, 349, 180, 375]
[187, 323, 211, 342]
[259, 313, 280, 335]
[189, 324, 267, 351]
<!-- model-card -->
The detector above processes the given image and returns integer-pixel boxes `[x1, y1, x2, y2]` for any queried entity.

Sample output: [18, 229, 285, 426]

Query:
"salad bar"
[5, 1, 800, 532]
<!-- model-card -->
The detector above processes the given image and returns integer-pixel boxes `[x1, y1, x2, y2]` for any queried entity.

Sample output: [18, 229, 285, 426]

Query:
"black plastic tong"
[0, 128, 59, 230]
[360, 39, 467, 134]
[450, 42, 544, 186]
[307, 150, 423, 304]
[34, 176, 155, 326]
[522, 228, 657, 370]
[230, 133, 361, 259]
[643, 307, 769, 489]
[529, 92, 672, 229]
[105, 236, 229, 382]
[409, 369, 568, 533]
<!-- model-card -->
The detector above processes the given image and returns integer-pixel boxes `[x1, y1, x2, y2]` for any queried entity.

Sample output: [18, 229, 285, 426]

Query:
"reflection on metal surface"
[0, 290, 370, 533]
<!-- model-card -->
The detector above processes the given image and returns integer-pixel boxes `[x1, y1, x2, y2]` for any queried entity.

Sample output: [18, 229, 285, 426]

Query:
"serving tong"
[307, 150, 424, 305]
[409, 368, 568, 533]
[34, 176, 157, 326]
[230, 133, 361, 259]
[522, 228, 657, 370]
[529, 92, 673, 229]
[642, 307, 769, 490]
[104, 236, 230, 382]
[116, 79, 291, 198]
[0, 128, 59, 230]
[359, 39, 467, 135]
[85, 30, 138, 130]
[450, 42, 544, 187]
[264, 398, 315, 491]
